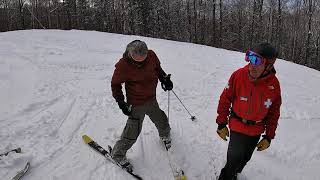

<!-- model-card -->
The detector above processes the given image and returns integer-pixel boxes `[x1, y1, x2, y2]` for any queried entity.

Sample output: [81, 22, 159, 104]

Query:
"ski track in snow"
[1, 30, 319, 180]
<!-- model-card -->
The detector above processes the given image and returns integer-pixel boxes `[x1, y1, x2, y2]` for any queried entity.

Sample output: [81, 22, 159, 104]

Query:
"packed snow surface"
[1, 30, 319, 180]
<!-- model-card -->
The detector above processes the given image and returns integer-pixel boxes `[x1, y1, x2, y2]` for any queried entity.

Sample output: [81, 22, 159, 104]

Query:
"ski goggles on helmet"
[245, 50, 265, 66]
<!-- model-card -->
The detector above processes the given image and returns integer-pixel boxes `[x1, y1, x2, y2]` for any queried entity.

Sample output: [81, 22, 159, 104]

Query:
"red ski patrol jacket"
[216, 65, 281, 139]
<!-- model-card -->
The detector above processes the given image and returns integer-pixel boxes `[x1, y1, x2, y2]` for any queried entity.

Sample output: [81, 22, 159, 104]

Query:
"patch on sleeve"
[240, 96, 248, 101]
[264, 99, 272, 108]
[268, 85, 275, 90]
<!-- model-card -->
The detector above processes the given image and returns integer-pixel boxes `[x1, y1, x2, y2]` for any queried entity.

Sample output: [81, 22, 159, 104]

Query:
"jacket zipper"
[247, 88, 253, 115]
[259, 93, 263, 113]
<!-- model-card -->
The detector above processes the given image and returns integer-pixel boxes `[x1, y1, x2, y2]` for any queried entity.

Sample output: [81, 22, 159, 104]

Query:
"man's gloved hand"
[216, 124, 229, 141]
[256, 135, 271, 151]
[117, 101, 132, 116]
[161, 74, 173, 91]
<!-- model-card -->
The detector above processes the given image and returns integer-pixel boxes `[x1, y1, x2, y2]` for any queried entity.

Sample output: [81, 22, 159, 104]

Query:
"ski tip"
[175, 171, 187, 180]
[82, 135, 93, 144]
[175, 175, 187, 180]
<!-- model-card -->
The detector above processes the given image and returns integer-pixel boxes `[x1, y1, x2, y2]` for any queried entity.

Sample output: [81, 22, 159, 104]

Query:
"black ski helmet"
[253, 42, 278, 65]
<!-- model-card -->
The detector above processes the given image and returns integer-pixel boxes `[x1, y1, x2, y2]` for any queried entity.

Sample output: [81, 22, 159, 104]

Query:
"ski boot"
[117, 157, 133, 172]
[160, 134, 172, 150]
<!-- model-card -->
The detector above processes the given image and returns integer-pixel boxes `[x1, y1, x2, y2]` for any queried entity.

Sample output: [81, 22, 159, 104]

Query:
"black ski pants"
[218, 131, 261, 180]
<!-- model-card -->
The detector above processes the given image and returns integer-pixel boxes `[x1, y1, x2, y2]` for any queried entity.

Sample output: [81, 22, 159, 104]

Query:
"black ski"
[162, 142, 187, 180]
[0, 148, 22, 157]
[11, 162, 30, 180]
[82, 135, 142, 180]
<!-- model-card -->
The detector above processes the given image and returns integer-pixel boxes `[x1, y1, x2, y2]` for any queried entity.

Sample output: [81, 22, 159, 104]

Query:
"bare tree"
[193, 0, 198, 43]
[219, 0, 223, 47]
[17, 0, 26, 29]
[305, 0, 314, 65]
[211, 0, 216, 46]
[187, 0, 192, 42]
[276, 0, 282, 55]
[77, 0, 87, 30]
[1, 0, 320, 70]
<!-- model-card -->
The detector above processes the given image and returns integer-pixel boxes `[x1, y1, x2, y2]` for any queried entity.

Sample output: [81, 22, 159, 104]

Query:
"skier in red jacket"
[216, 43, 282, 180]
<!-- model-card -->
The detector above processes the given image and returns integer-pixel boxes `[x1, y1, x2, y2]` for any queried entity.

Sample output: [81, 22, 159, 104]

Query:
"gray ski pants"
[111, 99, 171, 161]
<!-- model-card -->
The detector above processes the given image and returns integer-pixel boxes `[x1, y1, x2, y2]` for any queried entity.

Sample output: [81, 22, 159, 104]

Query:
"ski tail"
[174, 171, 187, 180]
[128, 171, 143, 180]
[11, 162, 30, 180]
[162, 142, 187, 180]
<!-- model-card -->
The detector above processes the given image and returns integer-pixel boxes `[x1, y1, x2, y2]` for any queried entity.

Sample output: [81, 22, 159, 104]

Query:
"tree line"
[0, 0, 319, 70]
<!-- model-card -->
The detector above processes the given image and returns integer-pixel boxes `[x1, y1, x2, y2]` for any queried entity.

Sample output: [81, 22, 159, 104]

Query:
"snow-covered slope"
[0, 30, 319, 180]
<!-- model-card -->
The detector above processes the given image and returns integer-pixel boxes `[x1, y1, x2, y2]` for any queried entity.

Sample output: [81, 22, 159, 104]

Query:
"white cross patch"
[264, 99, 272, 108]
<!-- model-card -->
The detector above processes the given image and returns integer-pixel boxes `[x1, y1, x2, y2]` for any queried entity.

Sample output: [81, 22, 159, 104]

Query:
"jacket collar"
[245, 64, 276, 82]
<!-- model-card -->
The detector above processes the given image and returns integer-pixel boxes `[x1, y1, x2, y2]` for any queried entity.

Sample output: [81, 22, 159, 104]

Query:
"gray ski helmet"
[126, 40, 148, 57]
[253, 42, 278, 64]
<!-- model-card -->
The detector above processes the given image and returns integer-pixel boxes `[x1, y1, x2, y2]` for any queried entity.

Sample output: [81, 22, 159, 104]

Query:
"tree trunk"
[249, 0, 256, 47]
[47, 0, 51, 29]
[187, 0, 192, 42]
[18, 0, 25, 29]
[291, 0, 301, 63]
[4, 0, 9, 31]
[305, 0, 313, 65]
[276, 0, 282, 56]
[236, 0, 243, 50]
[211, 0, 216, 46]
[257, 0, 264, 42]
[219, 0, 222, 47]
[201, 0, 206, 43]
[194, 0, 197, 43]
[316, 34, 319, 65]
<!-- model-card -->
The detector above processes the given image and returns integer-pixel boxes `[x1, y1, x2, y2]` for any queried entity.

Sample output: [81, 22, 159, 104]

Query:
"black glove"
[117, 101, 132, 116]
[161, 74, 173, 91]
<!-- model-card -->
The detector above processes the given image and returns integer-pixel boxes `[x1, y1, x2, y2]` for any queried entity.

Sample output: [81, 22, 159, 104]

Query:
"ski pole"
[168, 91, 170, 122]
[171, 90, 196, 121]
[0, 148, 21, 157]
